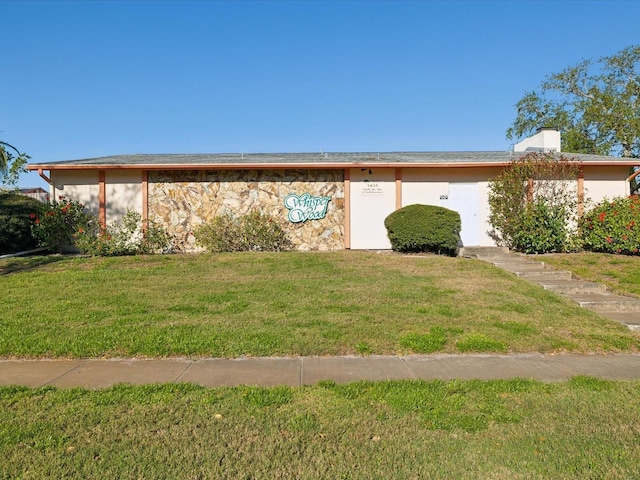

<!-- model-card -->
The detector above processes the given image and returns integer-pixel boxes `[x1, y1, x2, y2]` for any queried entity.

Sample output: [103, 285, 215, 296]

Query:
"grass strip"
[1, 378, 639, 479]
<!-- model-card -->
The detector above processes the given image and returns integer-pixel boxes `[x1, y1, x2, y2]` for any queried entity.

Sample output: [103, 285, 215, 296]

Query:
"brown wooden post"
[98, 170, 106, 227]
[577, 165, 585, 217]
[344, 168, 351, 249]
[395, 168, 402, 210]
[141, 170, 149, 233]
[526, 178, 534, 202]
[142, 170, 149, 222]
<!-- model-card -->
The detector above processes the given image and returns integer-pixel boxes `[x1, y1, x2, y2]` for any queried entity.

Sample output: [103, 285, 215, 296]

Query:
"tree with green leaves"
[0, 140, 30, 186]
[507, 45, 640, 158]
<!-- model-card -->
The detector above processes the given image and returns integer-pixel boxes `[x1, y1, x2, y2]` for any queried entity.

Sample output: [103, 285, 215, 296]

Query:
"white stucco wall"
[513, 129, 561, 153]
[401, 167, 502, 247]
[50, 170, 143, 224]
[51, 170, 100, 215]
[105, 170, 143, 223]
[348, 167, 503, 248]
[583, 165, 631, 207]
[349, 168, 395, 249]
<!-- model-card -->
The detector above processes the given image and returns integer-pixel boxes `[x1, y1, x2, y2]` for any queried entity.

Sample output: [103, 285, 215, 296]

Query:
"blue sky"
[2, 0, 639, 188]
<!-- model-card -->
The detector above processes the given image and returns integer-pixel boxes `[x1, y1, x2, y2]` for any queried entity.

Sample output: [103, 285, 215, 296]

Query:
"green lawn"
[2, 251, 638, 357]
[1, 378, 639, 479]
[3, 251, 640, 478]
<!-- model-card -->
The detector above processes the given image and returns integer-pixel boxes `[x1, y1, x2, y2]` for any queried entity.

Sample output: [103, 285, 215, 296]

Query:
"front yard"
[3, 251, 640, 478]
[1, 251, 638, 358]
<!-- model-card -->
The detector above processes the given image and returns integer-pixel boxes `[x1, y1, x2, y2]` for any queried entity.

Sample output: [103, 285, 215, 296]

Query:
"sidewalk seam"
[173, 360, 195, 383]
[43, 360, 90, 387]
[399, 357, 419, 380]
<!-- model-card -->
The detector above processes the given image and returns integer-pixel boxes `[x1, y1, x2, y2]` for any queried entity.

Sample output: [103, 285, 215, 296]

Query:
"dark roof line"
[27, 150, 638, 169]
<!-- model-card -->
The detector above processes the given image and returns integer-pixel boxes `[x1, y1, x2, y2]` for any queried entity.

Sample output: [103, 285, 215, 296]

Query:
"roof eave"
[27, 162, 520, 171]
[27, 159, 640, 171]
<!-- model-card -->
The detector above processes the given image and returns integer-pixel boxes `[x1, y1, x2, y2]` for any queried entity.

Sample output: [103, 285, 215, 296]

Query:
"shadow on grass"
[0, 254, 70, 275]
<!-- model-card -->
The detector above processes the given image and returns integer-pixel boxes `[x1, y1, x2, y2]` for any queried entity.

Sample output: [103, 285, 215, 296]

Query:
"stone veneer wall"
[148, 169, 345, 252]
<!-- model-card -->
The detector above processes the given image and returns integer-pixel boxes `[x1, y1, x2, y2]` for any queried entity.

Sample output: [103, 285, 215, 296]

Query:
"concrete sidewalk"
[2, 354, 640, 389]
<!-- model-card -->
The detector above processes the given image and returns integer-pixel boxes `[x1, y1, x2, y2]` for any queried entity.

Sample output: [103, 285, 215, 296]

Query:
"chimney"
[513, 127, 561, 153]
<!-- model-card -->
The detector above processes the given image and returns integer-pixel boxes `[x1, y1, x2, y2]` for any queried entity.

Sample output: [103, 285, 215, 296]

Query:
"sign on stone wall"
[284, 193, 331, 223]
[149, 169, 345, 251]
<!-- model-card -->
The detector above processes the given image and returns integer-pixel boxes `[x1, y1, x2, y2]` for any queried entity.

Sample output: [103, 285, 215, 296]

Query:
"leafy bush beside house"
[511, 201, 571, 254]
[581, 195, 640, 255]
[31, 197, 173, 256]
[31, 196, 95, 253]
[488, 152, 580, 254]
[74, 210, 173, 256]
[0, 192, 44, 255]
[194, 211, 292, 252]
[384, 204, 461, 256]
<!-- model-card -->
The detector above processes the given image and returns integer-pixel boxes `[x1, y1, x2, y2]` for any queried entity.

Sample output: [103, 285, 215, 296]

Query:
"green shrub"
[0, 192, 45, 255]
[31, 196, 95, 253]
[488, 152, 580, 253]
[511, 201, 569, 254]
[581, 195, 640, 255]
[384, 204, 461, 256]
[74, 210, 173, 256]
[194, 211, 292, 252]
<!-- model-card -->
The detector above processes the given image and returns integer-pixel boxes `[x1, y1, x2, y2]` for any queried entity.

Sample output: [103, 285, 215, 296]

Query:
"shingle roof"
[27, 151, 639, 170]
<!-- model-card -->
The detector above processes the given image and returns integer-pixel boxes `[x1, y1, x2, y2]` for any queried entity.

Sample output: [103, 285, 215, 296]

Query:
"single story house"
[27, 129, 639, 252]
[18, 187, 50, 203]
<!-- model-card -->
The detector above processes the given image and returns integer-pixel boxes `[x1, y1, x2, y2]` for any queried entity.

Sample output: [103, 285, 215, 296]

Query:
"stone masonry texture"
[148, 169, 345, 252]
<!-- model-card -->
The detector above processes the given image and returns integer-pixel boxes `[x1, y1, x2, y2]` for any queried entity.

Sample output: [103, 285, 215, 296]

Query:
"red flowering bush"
[31, 196, 96, 253]
[580, 195, 640, 255]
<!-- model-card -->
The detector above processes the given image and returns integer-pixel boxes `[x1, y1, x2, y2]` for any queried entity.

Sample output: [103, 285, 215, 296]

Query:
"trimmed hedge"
[384, 204, 461, 256]
[0, 192, 45, 255]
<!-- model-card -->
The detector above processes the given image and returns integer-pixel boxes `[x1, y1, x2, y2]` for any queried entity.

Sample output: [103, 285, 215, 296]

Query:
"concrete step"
[566, 293, 640, 313]
[500, 262, 571, 282]
[460, 247, 509, 258]
[514, 269, 573, 281]
[498, 262, 546, 272]
[472, 254, 573, 280]
[490, 254, 540, 261]
[475, 255, 525, 263]
[534, 279, 608, 295]
[597, 311, 640, 330]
